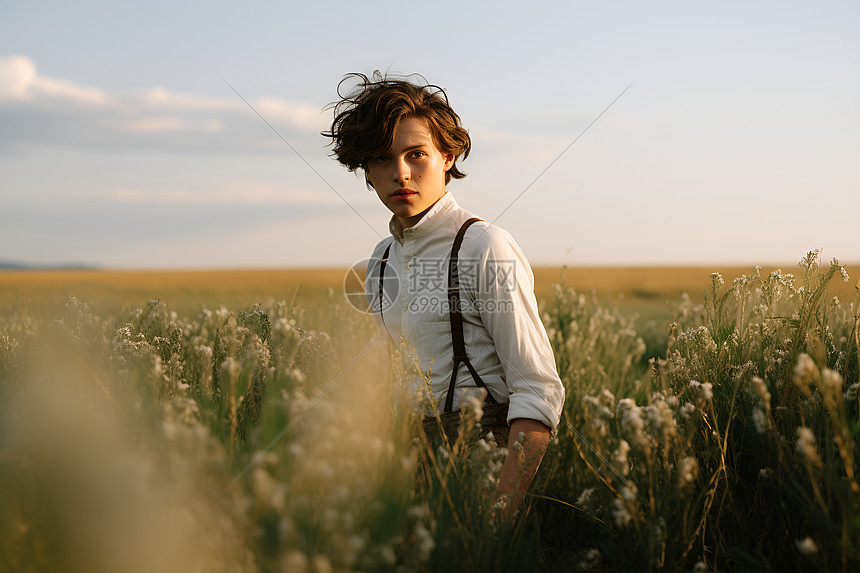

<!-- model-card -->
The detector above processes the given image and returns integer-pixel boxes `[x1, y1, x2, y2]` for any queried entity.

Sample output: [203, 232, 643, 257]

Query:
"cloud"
[469, 122, 570, 166]
[106, 180, 349, 206]
[0, 54, 106, 104]
[0, 54, 586, 164]
[138, 85, 237, 112]
[0, 53, 593, 178]
[0, 54, 326, 153]
[0, 196, 345, 248]
[105, 117, 223, 134]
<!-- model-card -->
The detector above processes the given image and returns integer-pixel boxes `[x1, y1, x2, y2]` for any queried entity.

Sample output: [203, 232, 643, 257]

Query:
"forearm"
[498, 418, 551, 516]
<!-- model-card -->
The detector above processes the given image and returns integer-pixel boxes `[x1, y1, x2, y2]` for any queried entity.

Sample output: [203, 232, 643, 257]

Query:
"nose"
[394, 157, 411, 183]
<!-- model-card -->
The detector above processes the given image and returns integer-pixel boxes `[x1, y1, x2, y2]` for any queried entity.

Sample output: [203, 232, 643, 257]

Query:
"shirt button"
[405, 264, 411, 270]
[402, 305, 408, 312]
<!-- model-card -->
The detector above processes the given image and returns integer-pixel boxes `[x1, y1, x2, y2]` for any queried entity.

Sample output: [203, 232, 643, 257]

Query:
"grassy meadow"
[1, 254, 858, 572]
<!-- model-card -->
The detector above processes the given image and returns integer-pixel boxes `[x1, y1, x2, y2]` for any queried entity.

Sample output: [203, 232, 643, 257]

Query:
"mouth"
[391, 189, 417, 198]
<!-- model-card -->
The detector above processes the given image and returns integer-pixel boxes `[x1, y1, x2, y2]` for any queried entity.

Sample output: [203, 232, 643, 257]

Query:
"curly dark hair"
[322, 72, 471, 188]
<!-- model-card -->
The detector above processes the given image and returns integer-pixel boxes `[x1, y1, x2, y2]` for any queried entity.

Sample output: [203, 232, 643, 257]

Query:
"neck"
[396, 192, 446, 231]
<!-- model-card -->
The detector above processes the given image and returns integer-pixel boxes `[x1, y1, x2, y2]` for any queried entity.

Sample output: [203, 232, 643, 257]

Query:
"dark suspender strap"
[378, 243, 392, 330]
[444, 218, 497, 413]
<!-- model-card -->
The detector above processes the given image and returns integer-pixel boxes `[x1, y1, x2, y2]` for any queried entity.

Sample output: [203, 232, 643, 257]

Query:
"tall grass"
[1, 251, 857, 572]
[538, 252, 859, 572]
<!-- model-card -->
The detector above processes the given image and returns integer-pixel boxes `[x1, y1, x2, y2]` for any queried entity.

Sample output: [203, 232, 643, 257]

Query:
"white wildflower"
[221, 356, 241, 382]
[793, 354, 817, 396]
[751, 408, 768, 434]
[310, 554, 333, 573]
[799, 253, 812, 270]
[290, 367, 306, 383]
[491, 495, 509, 517]
[281, 550, 309, 573]
[611, 485, 637, 527]
[252, 467, 285, 512]
[646, 395, 677, 443]
[612, 440, 630, 476]
[711, 272, 724, 288]
[576, 487, 598, 511]
[406, 505, 426, 520]
[573, 548, 602, 569]
[652, 516, 667, 547]
[582, 394, 614, 437]
[840, 266, 849, 283]
[461, 389, 484, 422]
[758, 467, 774, 480]
[678, 456, 699, 487]
[680, 402, 696, 419]
[153, 355, 164, 377]
[796, 426, 822, 467]
[689, 380, 713, 404]
[611, 498, 631, 527]
[795, 536, 818, 557]
[194, 344, 213, 358]
[162, 420, 178, 440]
[621, 485, 637, 502]
[617, 399, 649, 451]
[599, 388, 616, 410]
[751, 376, 770, 407]
[414, 523, 435, 561]
[822, 368, 843, 396]
[845, 382, 859, 403]
[379, 545, 396, 566]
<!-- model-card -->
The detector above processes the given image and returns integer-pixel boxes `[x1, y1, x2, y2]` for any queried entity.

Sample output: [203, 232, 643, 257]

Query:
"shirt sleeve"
[465, 225, 566, 429]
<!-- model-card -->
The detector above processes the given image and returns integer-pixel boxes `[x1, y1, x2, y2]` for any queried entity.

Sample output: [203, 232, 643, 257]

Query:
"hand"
[495, 418, 551, 521]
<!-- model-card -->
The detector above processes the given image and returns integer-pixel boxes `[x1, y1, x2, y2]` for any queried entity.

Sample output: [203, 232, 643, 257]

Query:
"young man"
[323, 73, 565, 516]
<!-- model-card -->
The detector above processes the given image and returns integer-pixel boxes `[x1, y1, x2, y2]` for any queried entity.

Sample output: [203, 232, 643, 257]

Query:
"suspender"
[376, 218, 496, 413]
[378, 242, 392, 331]
[445, 218, 497, 412]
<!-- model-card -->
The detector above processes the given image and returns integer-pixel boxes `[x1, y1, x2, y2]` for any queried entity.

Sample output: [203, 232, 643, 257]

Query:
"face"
[365, 115, 454, 229]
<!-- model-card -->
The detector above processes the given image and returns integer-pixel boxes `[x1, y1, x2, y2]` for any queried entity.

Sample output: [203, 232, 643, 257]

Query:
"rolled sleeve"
[467, 226, 566, 429]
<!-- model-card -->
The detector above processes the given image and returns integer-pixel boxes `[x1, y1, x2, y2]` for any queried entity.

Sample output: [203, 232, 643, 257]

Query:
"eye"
[373, 155, 390, 164]
[410, 150, 426, 158]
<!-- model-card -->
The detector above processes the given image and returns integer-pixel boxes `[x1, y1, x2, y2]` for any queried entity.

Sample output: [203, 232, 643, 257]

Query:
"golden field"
[2, 254, 858, 571]
[1, 264, 857, 316]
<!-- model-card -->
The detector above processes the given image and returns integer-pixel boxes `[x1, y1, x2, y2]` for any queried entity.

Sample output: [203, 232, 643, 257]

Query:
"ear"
[443, 152, 455, 171]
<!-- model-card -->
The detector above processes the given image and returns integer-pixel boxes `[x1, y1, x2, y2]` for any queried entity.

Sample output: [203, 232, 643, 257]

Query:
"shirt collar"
[388, 192, 458, 244]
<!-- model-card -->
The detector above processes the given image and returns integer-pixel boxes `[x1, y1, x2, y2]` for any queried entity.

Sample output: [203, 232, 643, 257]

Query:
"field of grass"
[1, 254, 858, 572]
[2, 263, 857, 314]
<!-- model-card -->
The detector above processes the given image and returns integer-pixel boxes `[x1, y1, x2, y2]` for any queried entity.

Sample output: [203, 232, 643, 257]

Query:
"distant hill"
[0, 260, 100, 271]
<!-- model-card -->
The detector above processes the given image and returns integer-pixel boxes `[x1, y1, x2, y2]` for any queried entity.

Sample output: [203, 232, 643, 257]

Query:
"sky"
[1, 0, 858, 269]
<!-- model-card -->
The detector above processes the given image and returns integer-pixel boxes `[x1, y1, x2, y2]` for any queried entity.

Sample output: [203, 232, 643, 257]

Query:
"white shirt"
[364, 192, 565, 429]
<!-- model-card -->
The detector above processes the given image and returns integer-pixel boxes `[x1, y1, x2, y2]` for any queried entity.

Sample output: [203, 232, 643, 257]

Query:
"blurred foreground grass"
[1, 255, 858, 572]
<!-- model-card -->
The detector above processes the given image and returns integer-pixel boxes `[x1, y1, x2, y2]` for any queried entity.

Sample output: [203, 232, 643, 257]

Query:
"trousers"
[419, 402, 510, 449]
